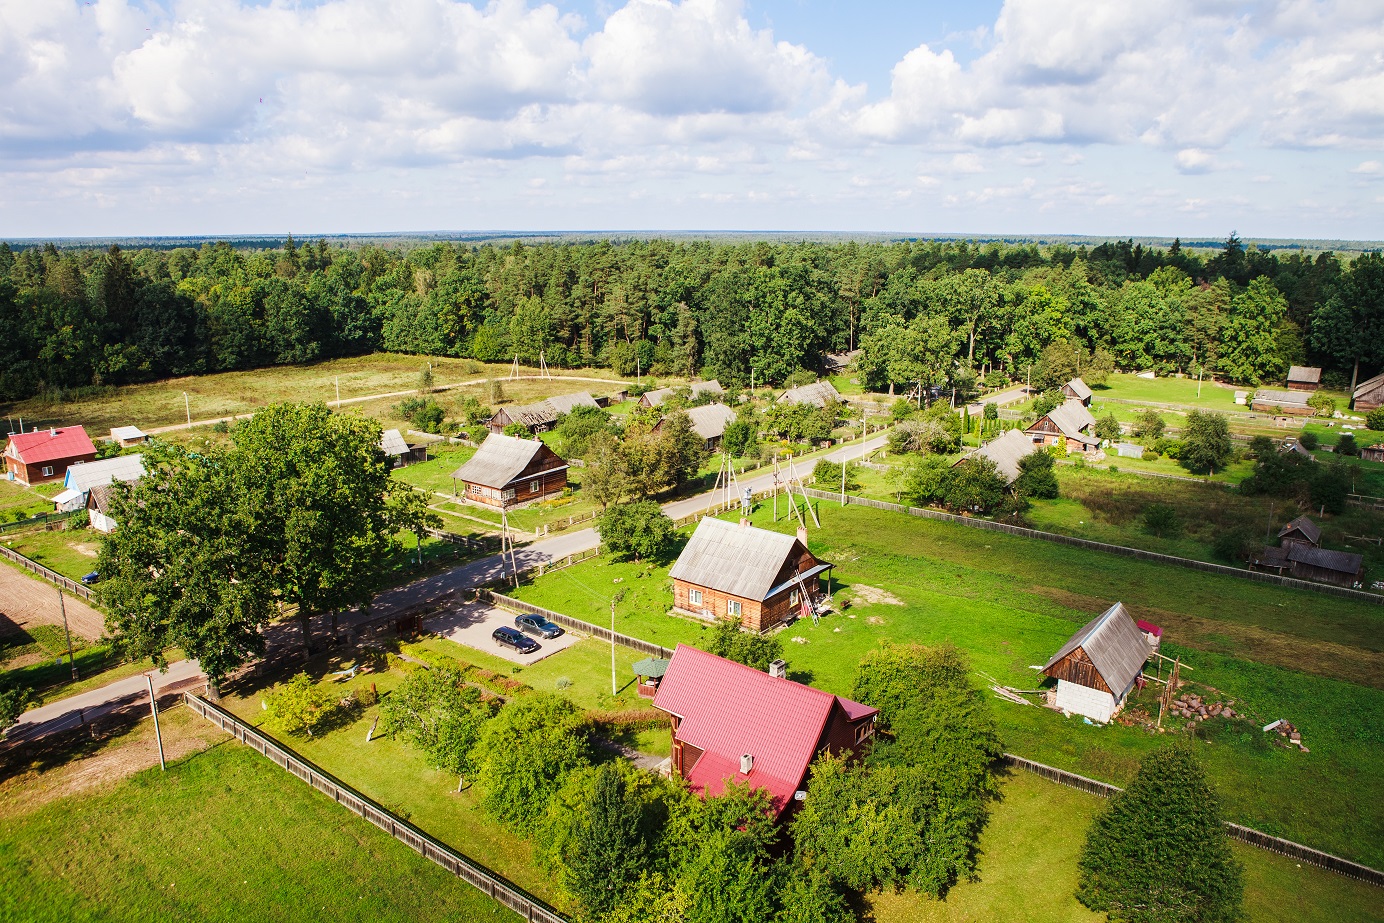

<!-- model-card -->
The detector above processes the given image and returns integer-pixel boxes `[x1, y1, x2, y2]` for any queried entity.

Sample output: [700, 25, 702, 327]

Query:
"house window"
[727, 599, 742, 618]
[41, 466, 53, 477]
[469, 483, 481, 494]
[855, 721, 874, 744]
[790, 589, 800, 606]
[689, 588, 703, 606]
[529, 480, 540, 493]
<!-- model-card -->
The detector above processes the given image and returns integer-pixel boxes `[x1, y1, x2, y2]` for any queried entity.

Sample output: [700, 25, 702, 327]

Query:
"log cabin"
[654, 403, 737, 451]
[1354, 372, 1384, 412]
[1025, 399, 1100, 453]
[1062, 376, 1093, 407]
[1286, 366, 1323, 391]
[450, 434, 568, 508]
[1042, 602, 1151, 723]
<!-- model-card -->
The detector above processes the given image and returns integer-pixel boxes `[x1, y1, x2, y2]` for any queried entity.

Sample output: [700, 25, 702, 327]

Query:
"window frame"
[689, 588, 703, 606]
[727, 599, 743, 617]
[41, 465, 54, 477]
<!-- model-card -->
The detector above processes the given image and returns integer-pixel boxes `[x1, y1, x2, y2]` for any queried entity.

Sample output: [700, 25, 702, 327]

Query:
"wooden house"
[952, 428, 1037, 486]
[1249, 515, 1366, 587]
[777, 380, 842, 409]
[450, 434, 568, 508]
[1363, 443, 1384, 463]
[639, 380, 724, 409]
[1354, 372, 1384, 412]
[487, 392, 600, 434]
[110, 426, 148, 447]
[1278, 515, 1321, 549]
[4, 426, 98, 486]
[1025, 399, 1099, 453]
[1286, 366, 1323, 391]
[1062, 377, 1093, 407]
[654, 403, 737, 451]
[1042, 602, 1150, 723]
[379, 429, 427, 467]
[1251, 389, 1313, 415]
[52, 454, 145, 516]
[669, 517, 832, 632]
[86, 484, 120, 533]
[652, 644, 877, 820]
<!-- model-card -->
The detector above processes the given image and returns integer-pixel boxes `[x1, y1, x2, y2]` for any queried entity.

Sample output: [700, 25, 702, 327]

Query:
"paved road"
[4, 659, 205, 745]
[966, 385, 1030, 416]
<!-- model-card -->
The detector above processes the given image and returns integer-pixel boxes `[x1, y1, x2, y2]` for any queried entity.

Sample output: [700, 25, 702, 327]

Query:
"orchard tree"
[582, 434, 630, 510]
[262, 672, 349, 738]
[471, 694, 593, 833]
[380, 665, 497, 789]
[1180, 410, 1233, 474]
[597, 501, 676, 561]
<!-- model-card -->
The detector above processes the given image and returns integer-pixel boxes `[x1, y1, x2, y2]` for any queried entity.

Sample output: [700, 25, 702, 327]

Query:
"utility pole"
[610, 592, 625, 695]
[335, 376, 341, 408]
[183, 391, 191, 426]
[146, 674, 166, 771]
[1197, 365, 1203, 399]
[58, 586, 77, 680]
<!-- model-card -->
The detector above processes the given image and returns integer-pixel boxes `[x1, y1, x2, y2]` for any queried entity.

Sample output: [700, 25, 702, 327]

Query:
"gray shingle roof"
[669, 517, 814, 601]
[1354, 372, 1384, 401]
[1042, 399, 1098, 444]
[642, 381, 723, 408]
[777, 380, 842, 408]
[545, 391, 601, 415]
[1064, 377, 1093, 401]
[1253, 389, 1310, 407]
[681, 403, 737, 441]
[1043, 602, 1149, 695]
[1287, 366, 1322, 384]
[451, 434, 561, 489]
[64, 454, 145, 492]
[957, 429, 1036, 484]
[1286, 544, 1364, 575]
[380, 429, 410, 457]
[1278, 515, 1321, 546]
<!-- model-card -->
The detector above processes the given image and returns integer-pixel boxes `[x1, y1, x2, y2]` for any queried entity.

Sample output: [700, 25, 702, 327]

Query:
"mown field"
[510, 503, 1384, 867]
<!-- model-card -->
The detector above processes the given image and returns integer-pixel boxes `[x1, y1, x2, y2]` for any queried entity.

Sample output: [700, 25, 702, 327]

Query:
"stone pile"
[1170, 693, 1236, 724]
[1267, 719, 1309, 752]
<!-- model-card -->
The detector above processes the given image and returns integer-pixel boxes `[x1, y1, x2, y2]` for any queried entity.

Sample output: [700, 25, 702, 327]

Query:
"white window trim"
[727, 599, 742, 617]
[790, 589, 800, 606]
[529, 479, 540, 493]
[689, 588, 703, 606]
[41, 465, 54, 477]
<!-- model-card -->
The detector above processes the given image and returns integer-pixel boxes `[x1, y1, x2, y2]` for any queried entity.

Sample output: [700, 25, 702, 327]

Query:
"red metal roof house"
[4, 426, 98, 486]
[652, 644, 877, 820]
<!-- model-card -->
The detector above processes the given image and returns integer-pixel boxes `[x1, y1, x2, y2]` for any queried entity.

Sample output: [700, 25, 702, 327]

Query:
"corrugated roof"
[777, 381, 842, 408]
[1287, 366, 1322, 384]
[451, 434, 561, 489]
[652, 644, 875, 817]
[681, 403, 737, 441]
[1286, 544, 1363, 575]
[1043, 602, 1149, 695]
[1044, 400, 1098, 444]
[6, 426, 97, 465]
[380, 429, 410, 457]
[64, 454, 145, 492]
[110, 426, 146, 441]
[1354, 372, 1384, 400]
[957, 429, 1035, 484]
[1065, 377, 1093, 400]
[1278, 515, 1321, 546]
[1253, 389, 1310, 406]
[669, 517, 811, 601]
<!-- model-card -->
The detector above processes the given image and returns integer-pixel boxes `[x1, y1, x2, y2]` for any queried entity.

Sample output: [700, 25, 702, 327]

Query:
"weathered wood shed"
[1062, 377, 1093, 407]
[486, 392, 600, 434]
[1251, 389, 1313, 415]
[1354, 372, 1384, 412]
[1042, 602, 1150, 723]
[639, 380, 724, 409]
[1286, 366, 1323, 391]
[1277, 515, 1321, 549]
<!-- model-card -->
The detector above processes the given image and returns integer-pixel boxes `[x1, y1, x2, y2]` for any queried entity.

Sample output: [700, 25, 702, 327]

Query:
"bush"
[1142, 503, 1181, 538]
[395, 396, 446, 433]
[890, 397, 917, 422]
[1014, 449, 1059, 500]
[1132, 408, 1165, 441]
[812, 460, 859, 491]
[263, 672, 351, 738]
[1031, 390, 1063, 417]
[1212, 527, 1257, 564]
[1298, 431, 1319, 450]
[597, 501, 676, 561]
[1366, 408, 1384, 431]
[708, 618, 783, 670]
[1336, 433, 1359, 456]
[503, 422, 530, 437]
[1307, 391, 1336, 417]
[983, 370, 1008, 388]
[1077, 745, 1242, 923]
[783, 369, 818, 389]
[471, 694, 594, 833]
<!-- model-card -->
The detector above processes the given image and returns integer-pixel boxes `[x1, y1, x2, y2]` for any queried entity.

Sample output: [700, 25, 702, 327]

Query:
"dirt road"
[0, 563, 104, 641]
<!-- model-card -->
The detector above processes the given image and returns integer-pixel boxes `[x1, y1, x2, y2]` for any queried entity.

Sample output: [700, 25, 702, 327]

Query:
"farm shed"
[1363, 443, 1384, 463]
[1286, 366, 1322, 391]
[110, 425, 147, 447]
[1278, 515, 1321, 549]
[952, 428, 1036, 486]
[1280, 440, 1315, 460]
[652, 644, 876, 820]
[1062, 377, 1093, 407]
[450, 434, 568, 508]
[669, 517, 831, 632]
[655, 403, 737, 450]
[486, 392, 600, 434]
[777, 380, 842, 409]
[379, 429, 427, 467]
[1042, 602, 1150, 723]
[86, 484, 121, 533]
[1354, 372, 1384, 412]
[1251, 389, 1313, 415]
[1116, 442, 1144, 459]
[4, 426, 98, 486]
[639, 380, 724, 409]
[1281, 545, 1365, 587]
[1025, 399, 1100, 453]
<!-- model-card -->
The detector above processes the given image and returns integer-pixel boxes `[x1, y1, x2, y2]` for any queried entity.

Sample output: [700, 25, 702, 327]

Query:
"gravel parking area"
[426, 600, 582, 665]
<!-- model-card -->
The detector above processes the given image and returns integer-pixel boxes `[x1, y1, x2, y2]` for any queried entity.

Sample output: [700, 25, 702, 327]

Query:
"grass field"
[0, 478, 54, 522]
[1, 525, 102, 581]
[509, 503, 1384, 866]
[0, 709, 516, 923]
[1093, 372, 1354, 413]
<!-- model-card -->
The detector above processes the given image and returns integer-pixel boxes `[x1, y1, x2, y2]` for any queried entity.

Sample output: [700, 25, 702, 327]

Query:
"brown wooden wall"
[1289, 561, 1362, 587]
[1042, 646, 1112, 694]
[5, 453, 97, 486]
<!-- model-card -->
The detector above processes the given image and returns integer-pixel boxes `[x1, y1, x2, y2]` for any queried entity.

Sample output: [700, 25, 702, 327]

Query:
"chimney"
[50, 427, 57, 437]
[739, 517, 750, 529]
[768, 659, 787, 679]
[796, 526, 808, 545]
[740, 753, 754, 774]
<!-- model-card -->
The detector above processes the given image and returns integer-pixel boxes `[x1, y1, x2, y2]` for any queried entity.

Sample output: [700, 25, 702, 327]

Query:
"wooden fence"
[0, 544, 95, 600]
[1003, 754, 1384, 887]
[800, 487, 1384, 605]
[182, 693, 571, 923]
[483, 590, 674, 659]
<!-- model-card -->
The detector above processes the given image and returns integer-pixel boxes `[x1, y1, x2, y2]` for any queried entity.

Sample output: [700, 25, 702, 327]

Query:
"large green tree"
[471, 694, 593, 833]
[379, 665, 497, 787]
[1311, 251, 1384, 394]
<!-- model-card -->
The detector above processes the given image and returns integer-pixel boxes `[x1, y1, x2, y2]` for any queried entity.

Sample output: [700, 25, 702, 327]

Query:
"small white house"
[1041, 602, 1150, 723]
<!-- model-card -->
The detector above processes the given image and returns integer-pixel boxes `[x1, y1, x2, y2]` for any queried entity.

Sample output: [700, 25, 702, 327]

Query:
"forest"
[0, 234, 1379, 404]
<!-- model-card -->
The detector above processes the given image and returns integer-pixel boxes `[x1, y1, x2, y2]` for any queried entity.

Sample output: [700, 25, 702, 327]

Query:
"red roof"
[1136, 620, 1163, 638]
[652, 644, 876, 817]
[6, 426, 97, 466]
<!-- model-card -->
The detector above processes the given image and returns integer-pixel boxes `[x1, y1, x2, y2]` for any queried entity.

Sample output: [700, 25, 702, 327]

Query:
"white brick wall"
[1055, 680, 1117, 723]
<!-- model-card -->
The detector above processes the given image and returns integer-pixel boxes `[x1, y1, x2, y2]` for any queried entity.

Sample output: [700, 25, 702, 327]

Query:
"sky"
[1, 0, 1382, 239]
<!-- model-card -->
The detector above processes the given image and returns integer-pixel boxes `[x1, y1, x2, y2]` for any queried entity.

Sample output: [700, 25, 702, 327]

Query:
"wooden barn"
[1251, 389, 1313, 415]
[777, 380, 842, 409]
[1042, 602, 1150, 723]
[487, 392, 600, 434]
[652, 644, 876, 820]
[669, 517, 832, 632]
[1249, 515, 1365, 587]
[4, 426, 98, 486]
[654, 403, 737, 450]
[1025, 399, 1099, 453]
[1354, 372, 1384, 412]
[450, 434, 568, 508]
[952, 428, 1038, 486]
[379, 429, 427, 467]
[1278, 515, 1322, 549]
[1062, 377, 1093, 407]
[1286, 366, 1323, 391]
[1363, 443, 1384, 463]
[639, 380, 724, 409]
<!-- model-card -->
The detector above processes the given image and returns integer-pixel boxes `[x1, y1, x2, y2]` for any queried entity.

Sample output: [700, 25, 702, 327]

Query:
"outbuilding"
[639, 380, 724, 409]
[951, 428, 1037, 486]
[4, 426, 98, 486]
[1025, 399, 1100, 453]
[669, 517, 831, 632]
[1286, 366, 1323, 391]
[450, 433, 568, 508]
[1354, 372, 1384, 412]
[1363, 443, 1384, 463]
[652, 644, 876, 820]
[110, 425, 148, 447]
[776, 380, 842, 409]
[486, 392, 601, 434]
[1278, 515, 1321, 549]
[1251, 389, 1313, 415]
[655, 403, 737, 451]
[1042, 602, 1150, 723]
[1062, 377, 1093, 407]
[380, 429, 427, 467]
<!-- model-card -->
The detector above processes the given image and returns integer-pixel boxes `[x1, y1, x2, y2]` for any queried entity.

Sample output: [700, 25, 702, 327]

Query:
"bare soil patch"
[0, 563, 104, 640]
[851, 584, 905, 606]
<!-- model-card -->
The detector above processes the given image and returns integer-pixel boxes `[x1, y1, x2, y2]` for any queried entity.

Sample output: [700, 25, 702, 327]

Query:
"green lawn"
[1092, 372, 1353, 414]
[0, 721, 517, 923]
[510, 503, 1384, 866]
[1, 526, 102, 581]
[0, 479, 54, 522]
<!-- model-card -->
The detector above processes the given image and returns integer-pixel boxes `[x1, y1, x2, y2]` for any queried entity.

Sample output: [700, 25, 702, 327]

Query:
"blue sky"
[0, 0, 1380, 239]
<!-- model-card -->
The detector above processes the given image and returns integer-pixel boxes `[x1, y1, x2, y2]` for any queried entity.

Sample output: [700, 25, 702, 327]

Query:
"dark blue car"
[514, 613, 563, 640]
[81, 571, 101, 586]
[492, 625, 540, 654]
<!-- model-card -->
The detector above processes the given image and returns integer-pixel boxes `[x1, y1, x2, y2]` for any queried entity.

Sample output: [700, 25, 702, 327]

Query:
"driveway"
[426, 601, 583, 665]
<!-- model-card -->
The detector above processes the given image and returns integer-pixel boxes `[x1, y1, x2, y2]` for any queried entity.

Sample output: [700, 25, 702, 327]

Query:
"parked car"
[81, 571, 101, 586]
[515, 613, 564, 640]
[492, 625, 540, 654]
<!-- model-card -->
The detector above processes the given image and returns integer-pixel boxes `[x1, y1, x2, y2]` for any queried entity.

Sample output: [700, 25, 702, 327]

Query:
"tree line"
[2, 235, 1380, 404]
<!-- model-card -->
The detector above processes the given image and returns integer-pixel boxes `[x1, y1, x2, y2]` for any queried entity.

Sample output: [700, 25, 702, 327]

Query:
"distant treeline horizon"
[1, 234, 1379, 406]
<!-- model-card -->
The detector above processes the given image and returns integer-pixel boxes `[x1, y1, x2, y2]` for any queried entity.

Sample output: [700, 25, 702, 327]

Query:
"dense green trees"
[0, 235, 1372, 404]
[597, 501, 677, 561]
[379, 665, 497, 786]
